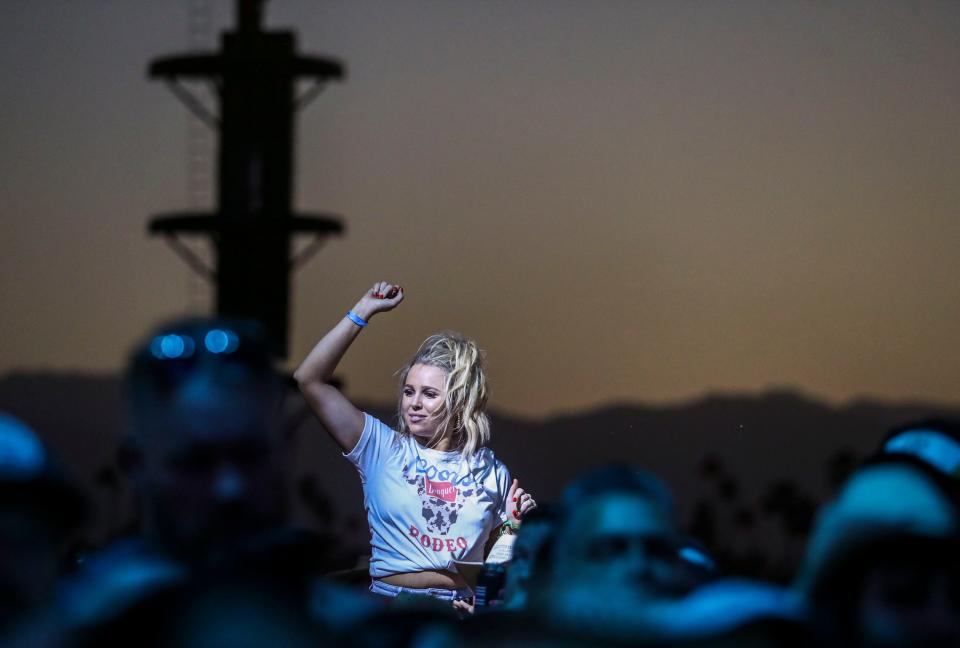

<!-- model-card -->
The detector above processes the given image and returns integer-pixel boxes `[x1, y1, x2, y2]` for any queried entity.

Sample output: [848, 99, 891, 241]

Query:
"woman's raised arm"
[294, 281, 403, 452]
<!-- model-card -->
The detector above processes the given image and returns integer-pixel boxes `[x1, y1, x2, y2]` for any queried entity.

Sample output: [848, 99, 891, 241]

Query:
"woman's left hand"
[506, 478, 537, 525]
[452, 598, 475, 616]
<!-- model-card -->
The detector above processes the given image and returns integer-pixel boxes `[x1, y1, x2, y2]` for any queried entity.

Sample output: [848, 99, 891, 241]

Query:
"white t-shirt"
[345, 413, 512, 579]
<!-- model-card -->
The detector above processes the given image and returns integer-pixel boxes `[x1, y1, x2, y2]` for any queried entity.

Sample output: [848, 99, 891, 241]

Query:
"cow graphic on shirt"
[402, 460, 475, 535]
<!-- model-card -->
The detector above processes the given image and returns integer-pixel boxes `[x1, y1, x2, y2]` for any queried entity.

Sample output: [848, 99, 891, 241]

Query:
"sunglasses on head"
[149, 328, 242, 360]
[135, 324, 275, 394]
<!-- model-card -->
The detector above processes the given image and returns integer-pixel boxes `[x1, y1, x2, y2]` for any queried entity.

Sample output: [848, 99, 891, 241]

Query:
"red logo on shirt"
[424, 478, 457, 503]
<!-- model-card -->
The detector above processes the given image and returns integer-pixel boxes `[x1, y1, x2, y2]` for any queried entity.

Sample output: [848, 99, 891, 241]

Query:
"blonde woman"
[295, 281, 536, 600]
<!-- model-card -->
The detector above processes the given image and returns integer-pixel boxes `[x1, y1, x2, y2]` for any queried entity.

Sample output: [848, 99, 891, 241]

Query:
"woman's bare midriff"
[380, 569, 469, 590]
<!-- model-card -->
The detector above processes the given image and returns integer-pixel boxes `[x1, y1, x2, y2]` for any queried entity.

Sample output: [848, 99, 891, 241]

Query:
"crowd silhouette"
[1, 316, 958, 647]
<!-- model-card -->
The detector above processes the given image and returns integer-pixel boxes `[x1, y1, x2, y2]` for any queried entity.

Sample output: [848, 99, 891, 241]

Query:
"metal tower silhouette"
[148, 0, 344, 357]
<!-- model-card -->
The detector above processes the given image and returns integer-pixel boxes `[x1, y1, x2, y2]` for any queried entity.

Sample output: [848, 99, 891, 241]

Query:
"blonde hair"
[395, 331, 490, 456]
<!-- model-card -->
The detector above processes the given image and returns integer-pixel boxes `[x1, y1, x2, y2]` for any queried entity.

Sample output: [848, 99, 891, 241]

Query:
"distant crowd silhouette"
[1, 305, 958, 647]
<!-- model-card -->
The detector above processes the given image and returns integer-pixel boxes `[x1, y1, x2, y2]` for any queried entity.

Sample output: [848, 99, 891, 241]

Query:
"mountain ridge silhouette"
[3, 371, 957, 556]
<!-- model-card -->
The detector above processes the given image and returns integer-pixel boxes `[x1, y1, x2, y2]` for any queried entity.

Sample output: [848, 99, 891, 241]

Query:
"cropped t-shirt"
[345, 413, 512, 579]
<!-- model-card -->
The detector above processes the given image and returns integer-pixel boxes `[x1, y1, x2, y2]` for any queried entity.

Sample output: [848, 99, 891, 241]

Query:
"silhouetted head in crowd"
[0, 412, 86, 630]
[851, 419, 960, 647]
[80, 577, 327, 648]
[539, 465, 694, 599]
[521, 466, 726, 643]
[501, 505, 555, 610]
[795, 424, 960, 648]
[122, 318, 289, 564]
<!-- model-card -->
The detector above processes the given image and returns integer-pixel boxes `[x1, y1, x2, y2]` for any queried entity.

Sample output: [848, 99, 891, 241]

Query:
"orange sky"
[2, 1, 959, 418]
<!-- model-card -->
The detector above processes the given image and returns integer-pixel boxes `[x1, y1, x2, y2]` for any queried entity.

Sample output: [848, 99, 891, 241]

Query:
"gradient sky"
[2, 0, 959, 418]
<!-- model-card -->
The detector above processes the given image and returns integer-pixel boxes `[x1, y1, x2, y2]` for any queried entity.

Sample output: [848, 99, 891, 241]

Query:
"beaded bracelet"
[498, 518, 520, 537]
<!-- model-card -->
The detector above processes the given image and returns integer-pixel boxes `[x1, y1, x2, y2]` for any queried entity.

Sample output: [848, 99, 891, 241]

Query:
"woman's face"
[402, 363, 448, 442]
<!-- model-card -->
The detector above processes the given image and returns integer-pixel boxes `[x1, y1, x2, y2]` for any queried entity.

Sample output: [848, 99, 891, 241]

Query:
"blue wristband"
[346, 310, 368, 328]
